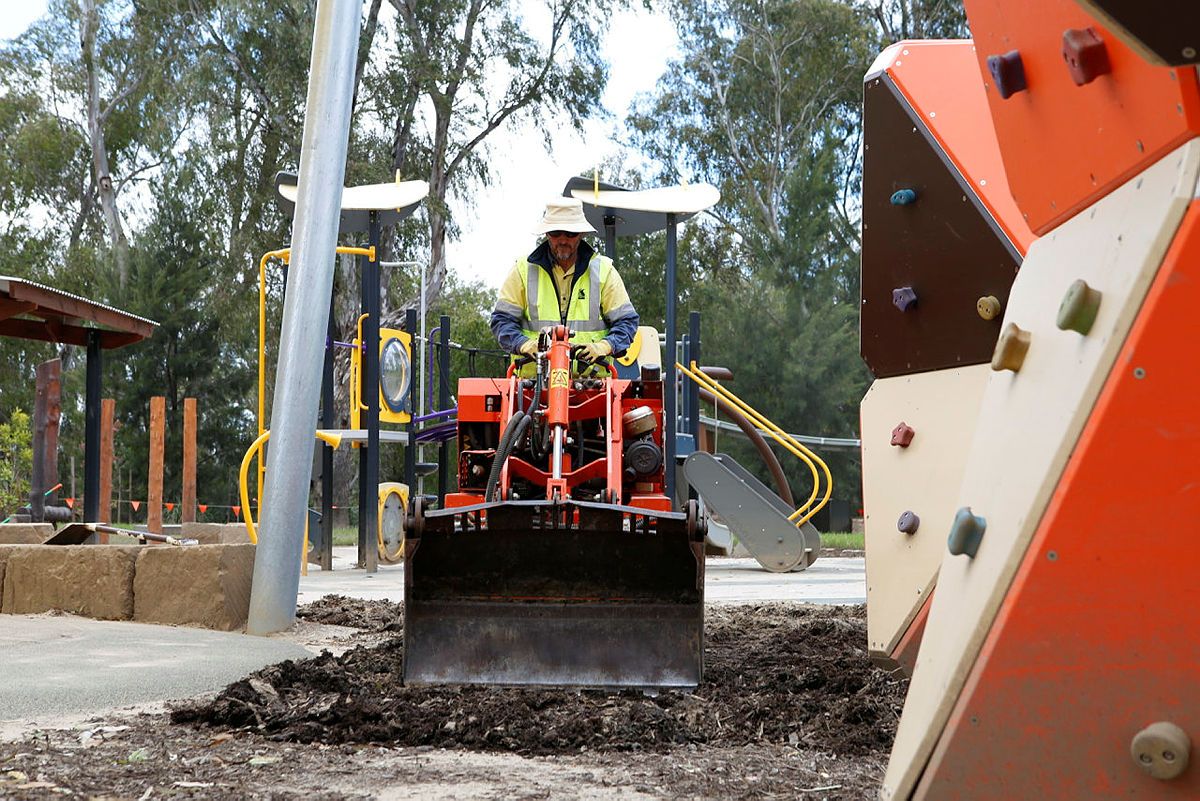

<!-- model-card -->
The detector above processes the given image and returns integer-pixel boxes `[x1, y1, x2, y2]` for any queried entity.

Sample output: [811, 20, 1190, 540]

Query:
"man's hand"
[518, 338, 538, 357]
[575, 340, 613, 363]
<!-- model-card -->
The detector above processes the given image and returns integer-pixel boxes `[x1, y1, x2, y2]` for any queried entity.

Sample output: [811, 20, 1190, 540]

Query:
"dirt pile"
[296, 594, 403, 632]
[174, 602, 907, 758]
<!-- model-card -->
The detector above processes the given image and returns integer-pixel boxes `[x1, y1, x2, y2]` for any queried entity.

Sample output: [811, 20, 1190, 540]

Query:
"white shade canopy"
[274, 172, 429, 233]
[277, 179, 429, 211]
[570, 183, 720, 215]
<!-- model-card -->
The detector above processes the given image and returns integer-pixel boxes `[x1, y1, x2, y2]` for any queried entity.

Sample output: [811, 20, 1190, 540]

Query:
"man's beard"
[552, 243, 576, 264]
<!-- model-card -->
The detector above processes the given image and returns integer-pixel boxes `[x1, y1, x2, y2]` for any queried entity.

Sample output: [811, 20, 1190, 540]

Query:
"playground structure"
[861, 1, 1199, 797]
[258, 173, 429, 573]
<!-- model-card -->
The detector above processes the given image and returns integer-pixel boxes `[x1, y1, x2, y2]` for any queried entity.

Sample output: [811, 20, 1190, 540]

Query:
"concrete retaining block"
[133, 543, 256, 631]
[0, 524, 53, 544]
[181, 522, 252, 545]
[0, 544, 25, 611]
[1, 545, 139, 619]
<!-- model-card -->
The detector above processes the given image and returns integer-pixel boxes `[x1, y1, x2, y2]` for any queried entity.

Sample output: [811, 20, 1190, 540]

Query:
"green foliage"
[100, 164, 255, 512]
[623, 0, 878, 506]
[0, 409, 33, 516]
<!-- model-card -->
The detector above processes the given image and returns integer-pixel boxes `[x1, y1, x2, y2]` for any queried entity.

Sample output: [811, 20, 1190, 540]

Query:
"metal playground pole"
[247, 0, 359, 635]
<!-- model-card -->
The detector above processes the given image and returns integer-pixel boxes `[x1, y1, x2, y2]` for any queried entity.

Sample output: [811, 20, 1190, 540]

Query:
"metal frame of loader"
[404, 326, 706, 688]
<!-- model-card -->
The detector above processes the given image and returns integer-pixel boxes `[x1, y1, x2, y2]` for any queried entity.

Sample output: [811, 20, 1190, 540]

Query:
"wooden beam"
[37, 360, 62, 506]
[148, 396, 165, 534]
[6, 279, 155, 339]
[0, 298, 36, 321]
[0, 318, 151, 349]
[182, 398, 197, 523]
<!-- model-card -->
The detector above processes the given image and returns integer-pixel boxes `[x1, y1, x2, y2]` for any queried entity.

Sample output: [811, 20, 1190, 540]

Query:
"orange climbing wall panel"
[882, 40, 1036, 254]
[964, 0, 1200, 235]
[914, 202, 1200, 800]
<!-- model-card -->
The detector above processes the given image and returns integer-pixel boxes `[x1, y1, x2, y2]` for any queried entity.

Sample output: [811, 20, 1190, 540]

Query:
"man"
[490, 197, 639, 375]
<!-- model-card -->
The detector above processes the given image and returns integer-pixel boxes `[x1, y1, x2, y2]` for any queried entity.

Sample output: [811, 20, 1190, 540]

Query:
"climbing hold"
[987, 50, 1027, 99]
[991, 323, 1031, 372]
[947, 507, 986, 558]
[893, 286, 918, 312]
[890, 188, 918, 206]
[1130, 721, 1191, 780]
[890, 422, 915, 448]
[1056, 279, 1102, 335]
[897, 510, 920, 534]
[976, 295, 1002, 321]
[1062, 28, 1111, 86]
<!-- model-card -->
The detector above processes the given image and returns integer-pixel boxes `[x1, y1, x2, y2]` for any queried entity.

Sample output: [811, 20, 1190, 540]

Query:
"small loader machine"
[404, 325, 706, 688]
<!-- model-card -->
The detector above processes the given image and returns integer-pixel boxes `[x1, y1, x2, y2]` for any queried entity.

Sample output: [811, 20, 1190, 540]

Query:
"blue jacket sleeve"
[490, 310, 529, 354]
[604, 312, 639, 355]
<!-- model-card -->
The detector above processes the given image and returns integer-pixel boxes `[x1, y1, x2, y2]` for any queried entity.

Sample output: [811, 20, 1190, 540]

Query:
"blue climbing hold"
[890, 188, 918, 206]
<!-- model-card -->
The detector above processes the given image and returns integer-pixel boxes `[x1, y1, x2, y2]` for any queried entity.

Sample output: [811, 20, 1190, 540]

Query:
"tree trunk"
[80, 0, 129, 287]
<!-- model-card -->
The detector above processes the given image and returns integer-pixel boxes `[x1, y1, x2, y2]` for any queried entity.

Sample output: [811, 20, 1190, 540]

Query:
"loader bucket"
[403, 498, 705, 689]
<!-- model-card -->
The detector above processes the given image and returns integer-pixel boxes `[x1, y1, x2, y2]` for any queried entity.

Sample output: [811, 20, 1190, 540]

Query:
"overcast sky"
[1, 3, 679, 289]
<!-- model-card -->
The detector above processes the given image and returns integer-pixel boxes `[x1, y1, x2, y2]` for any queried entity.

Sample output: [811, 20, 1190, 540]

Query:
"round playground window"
[380, 335, 411, 413]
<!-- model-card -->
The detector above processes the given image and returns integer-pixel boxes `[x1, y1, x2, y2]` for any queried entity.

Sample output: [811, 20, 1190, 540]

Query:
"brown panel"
[0, 298, 36, 321]
[148, 397, 165, 534]
[0, 318, 146, 350]
[182, 398, 197, 523]
[1077, 0, 1200, 66]
[861, 76, 1021, 378]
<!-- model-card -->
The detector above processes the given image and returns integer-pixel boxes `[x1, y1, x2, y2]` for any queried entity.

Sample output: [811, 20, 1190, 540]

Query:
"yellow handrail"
[239, 429, 343, 544]
[256, 245, 378, 509]
[353, 312, 369, 411]
[677, 361, 820, 515]
[677, 362, 833, 526]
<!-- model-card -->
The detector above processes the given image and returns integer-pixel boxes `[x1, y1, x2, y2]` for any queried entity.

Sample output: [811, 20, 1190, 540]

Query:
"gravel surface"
[0, 598, 906, 799]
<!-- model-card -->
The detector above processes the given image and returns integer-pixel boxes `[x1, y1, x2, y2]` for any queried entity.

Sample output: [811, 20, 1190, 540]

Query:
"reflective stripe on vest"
[519, 254, 611, 341]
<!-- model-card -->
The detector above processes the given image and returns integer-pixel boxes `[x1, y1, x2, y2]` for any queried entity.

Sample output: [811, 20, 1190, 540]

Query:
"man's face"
[547, 230, 582, 266]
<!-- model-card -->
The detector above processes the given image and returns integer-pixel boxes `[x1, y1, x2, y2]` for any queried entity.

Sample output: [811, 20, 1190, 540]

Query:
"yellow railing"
[238, 429, 344, 544]
[676, 362, 833, 527]
[256, 245, 377, 505]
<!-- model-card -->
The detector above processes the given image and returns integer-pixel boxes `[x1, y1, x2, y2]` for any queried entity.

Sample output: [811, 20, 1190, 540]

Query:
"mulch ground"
[0, 598, 907, 799]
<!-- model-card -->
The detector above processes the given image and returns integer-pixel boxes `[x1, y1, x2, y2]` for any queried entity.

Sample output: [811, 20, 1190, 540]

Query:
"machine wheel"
[685, 498, 706, 540]
[408, 495, 425, 539]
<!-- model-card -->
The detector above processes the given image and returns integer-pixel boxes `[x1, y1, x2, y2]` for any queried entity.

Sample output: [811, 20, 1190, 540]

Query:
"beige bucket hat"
[536, 197, 597, 235]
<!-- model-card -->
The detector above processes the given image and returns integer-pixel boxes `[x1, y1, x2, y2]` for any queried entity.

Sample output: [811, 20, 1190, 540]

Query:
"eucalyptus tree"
[370, 0, 617, 318]
[870, 0, 968, 42]
[625, 0, 877, 506]
[1, 0, 200, 288]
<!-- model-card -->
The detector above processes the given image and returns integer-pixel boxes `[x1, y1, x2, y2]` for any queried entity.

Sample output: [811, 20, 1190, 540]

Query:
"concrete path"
[0, 615, 311, 731]
[1, 548, 863, 736]
[297, 547, 866, 606]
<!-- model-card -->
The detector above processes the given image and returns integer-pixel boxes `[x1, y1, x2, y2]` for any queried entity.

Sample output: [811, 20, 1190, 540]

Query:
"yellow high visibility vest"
[514, 253, 612, 376]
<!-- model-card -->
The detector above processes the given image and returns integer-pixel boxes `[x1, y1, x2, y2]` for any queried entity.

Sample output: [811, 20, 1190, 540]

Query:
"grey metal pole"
[664, 213, 677, 505]
[247, 0, 359, 636]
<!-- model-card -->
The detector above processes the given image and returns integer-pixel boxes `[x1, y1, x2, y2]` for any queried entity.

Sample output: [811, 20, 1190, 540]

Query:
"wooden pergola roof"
[0, 276, 157, 349]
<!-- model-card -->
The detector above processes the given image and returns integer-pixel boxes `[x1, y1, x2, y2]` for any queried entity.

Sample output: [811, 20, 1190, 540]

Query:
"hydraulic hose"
[485, 410, 528, 503]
